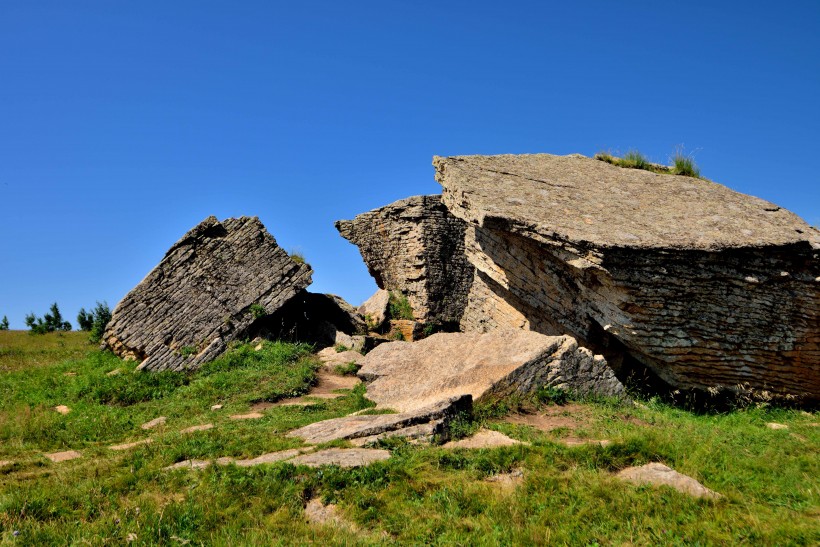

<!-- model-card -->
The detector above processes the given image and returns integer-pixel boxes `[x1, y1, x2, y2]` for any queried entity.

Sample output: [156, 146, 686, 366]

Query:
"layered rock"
[434, 153, 820, 400]
[104, 216, 312, 371]
[336, 195, 474, 325]
[357, 330, 625, 412]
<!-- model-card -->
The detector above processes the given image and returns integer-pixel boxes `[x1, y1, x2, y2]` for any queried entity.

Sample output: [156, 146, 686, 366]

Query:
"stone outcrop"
[357, 331, 625, 413]
[358, 289, 390, 329]
[104, 216, 312, 372]
[336, 195, 474, 326]
[434, 153, 820, 400]
[616, 462, 721, 499]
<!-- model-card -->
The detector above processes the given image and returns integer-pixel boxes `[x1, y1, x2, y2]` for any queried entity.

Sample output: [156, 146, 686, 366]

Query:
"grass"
[595, 149, 703, 179]
[0, 331, 818, 544]
[387, 291, 413, 321]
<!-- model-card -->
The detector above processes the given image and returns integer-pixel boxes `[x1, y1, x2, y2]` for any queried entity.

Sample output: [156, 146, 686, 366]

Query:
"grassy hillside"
[0, 331, 817, 545]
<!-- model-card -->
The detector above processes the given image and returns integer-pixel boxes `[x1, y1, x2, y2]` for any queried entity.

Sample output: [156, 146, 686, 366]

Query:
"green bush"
[388, 291, 414, 321]
[25, 303, 71, 334]
[78, 301, 112, 343]
[249, 303, 267, 319]
[672, 151, 701, 177]
[0, 315, 8, 330]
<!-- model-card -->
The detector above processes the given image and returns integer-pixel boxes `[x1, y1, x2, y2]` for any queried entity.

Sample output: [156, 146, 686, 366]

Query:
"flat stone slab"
[616, 462, 721, 499]
[165, 459, 211, 470]
[54, 405, 71, 415]
[231, 449, 306, 467]
[109, 439, 153, 451]
[560, 437, 612, 447]
[289, 396, 471, 444]
[443, 429, 527, 449]
[766, 422, 789, 430]
[358, 331, 623, 413]
[289, 448, 390, 468]
[141, 417, 167, 430]
[0, 460, 13, 468]
[210, 404, 223, 410]
[106, 368, 122, 376]
[229, 412, 264, 420]
[179, 423, 214, 433]
[45, 450, 82, 463]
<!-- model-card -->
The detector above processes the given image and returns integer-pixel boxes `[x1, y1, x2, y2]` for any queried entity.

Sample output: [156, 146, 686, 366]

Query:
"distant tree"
[77, 308, 93, 331]
[88, 301, 112, 343]
[0, 316, 9, 330]
[25, 303, 72, 334]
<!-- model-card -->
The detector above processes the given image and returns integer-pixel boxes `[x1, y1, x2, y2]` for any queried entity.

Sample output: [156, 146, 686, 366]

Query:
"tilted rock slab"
[616, 462, 721, 499]
[336, 195, 474, 325]
[434, 153, 820, 400]
[104, 216, 312, 371]
[357, 330, 624, 413]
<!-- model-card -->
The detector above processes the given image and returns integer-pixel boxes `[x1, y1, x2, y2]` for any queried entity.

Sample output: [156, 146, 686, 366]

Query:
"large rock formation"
[434, 153, 820, 400]
[357, 330, 625, 412]
[104, 216, 312, 371]
[336, 195, 474, 326]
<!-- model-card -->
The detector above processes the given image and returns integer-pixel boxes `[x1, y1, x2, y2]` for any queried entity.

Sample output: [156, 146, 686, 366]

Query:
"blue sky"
[1, 1, 818, 329]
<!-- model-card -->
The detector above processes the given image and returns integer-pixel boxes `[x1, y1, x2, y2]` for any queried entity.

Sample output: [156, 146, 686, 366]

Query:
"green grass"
[595, 149, 704, 179]
[387, 292, 414, 321]
[0, 332, 818, 545]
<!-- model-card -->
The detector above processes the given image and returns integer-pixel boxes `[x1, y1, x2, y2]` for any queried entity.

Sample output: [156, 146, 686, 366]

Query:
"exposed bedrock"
[335, 195, 474, 325]
[435, 153, 820, 400]
[104, 216, 312, 372]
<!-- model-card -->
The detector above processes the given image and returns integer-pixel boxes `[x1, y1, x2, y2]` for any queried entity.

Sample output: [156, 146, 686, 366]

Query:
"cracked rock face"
[435, 153, 820, 400]
[357, 330, 625, 413]
[104, 216, 312, 371]
[335, 195, 474, 325]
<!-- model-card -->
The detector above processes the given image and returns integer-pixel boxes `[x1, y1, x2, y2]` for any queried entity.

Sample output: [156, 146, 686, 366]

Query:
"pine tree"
[0, 316, 9, 330]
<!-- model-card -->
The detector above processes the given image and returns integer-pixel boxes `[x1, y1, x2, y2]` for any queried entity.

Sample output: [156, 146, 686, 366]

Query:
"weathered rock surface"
[434, 153, 820, 400]
[616, 462, 721, 499]
[336, 195, 474, 325]
[104, 216, 312, 372]
[44, 450, 82, 463]
[358, 331, 624, 413]
[358, 289, 390, 329]
[288, 395, 471, 444]
[288, 448, 391, 468]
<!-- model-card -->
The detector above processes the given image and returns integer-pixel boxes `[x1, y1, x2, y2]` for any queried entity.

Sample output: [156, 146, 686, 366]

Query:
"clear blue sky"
[1, 1, 818, 329]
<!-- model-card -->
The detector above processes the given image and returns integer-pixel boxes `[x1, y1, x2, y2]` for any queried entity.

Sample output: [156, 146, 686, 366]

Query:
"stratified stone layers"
[336, 195, 474, 325]
[435, 153, 820, 399]
[104, 216, 312, 371]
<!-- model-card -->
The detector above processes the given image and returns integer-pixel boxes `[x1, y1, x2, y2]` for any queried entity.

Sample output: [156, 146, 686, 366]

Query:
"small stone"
[486, 468, 525, 488]
[560, 437, 612, 447]
[45, 450, 82, 463]
[766, 422, 789, 430]
[109, 439, 153, 451]
[305, 498, 358, 531]
[63, 372, 77, 377]
[164, 459, 211, 471]
[54, 405, 71, 415]
[616, 462, 721, 499]
[229, 412, 264, 420]
[289, 448, 390, 468]
[443, 429, 528, 449]
[179, 423, 214, 434]
[126, 533, 137, 542]
[107, 368, 122, 376]
[140, 417, 167, 430]
[0, 460, 13, 468]
[210, 404, 223, 411]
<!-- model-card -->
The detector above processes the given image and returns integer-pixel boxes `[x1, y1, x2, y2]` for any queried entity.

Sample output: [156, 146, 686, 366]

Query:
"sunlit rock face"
[435, 153, 820, 400]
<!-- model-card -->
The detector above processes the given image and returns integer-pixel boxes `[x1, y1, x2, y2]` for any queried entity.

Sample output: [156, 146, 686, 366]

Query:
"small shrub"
[391, 330, 405, 341]
[0, 315, 8, 330]
[334, 361, 360, 376]
[88, 301, 112, 343]
[334, 344, 350, 353]
[672, 149, 701, 177]
[621, 150, 649, 170]
[179, 346, 197, 357]
[536, 385, 569, 405]
[289, 250, 306, 265]
[387, 292, 414, 321]
[25, 303, 71, 334]
[249, 303, 267, 319]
